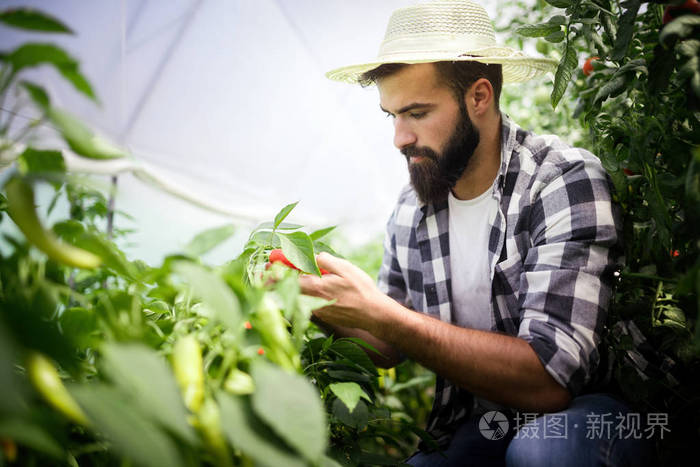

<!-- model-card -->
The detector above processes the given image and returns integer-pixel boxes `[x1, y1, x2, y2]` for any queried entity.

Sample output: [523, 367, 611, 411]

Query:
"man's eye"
[410, 112, 426, 119]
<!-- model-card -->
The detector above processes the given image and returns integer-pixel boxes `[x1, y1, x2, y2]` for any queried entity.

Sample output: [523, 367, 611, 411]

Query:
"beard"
[401, 103, 480, 205]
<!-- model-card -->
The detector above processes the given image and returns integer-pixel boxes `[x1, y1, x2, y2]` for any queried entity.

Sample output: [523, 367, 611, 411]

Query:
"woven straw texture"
[326, 0, 557, 84]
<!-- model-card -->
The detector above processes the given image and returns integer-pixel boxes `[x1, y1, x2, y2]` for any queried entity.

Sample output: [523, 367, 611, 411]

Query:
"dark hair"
[359, 61, 503, 109]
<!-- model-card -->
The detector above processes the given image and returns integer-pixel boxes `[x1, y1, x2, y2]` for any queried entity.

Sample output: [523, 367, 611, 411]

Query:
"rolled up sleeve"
[517, 155, 622, 396]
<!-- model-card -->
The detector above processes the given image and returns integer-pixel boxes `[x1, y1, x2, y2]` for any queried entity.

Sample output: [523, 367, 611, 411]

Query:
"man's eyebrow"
[380, 102, 435, 116]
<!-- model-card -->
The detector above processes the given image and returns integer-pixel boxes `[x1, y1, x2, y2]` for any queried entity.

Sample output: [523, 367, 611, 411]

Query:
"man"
[300, 1, 653, 465]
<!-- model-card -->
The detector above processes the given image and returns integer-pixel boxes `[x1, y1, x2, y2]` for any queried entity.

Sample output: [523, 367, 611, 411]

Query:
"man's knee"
[505, 393, 655, 467]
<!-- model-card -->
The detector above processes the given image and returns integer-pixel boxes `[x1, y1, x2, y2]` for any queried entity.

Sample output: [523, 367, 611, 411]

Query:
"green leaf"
[330, 339, 378, 376]
[173, 261, 241, 329]
[100, 342, 197, 444]
[516, 23, 561, 38]
[551, 43, 577, 109]
[0, 418, 63, 459]
[17, 148, 65, 175]
[331, 398, 369, 429]
[544, 0, 571, 7]
[278, 231, 320, 275]
[144, 299, 171, 315]
[329, 382, 371, 412]
[48, 108, 126, 159]
[660, 15, 700, 48]
[594, 75, 627, 104]
[294, 293, 334, 345]
[309, 225, 336, 241]
[0, 8, 73, 33]
[273, 201, 299, 230]
[313, 240, 341, 257]
[185, 224, 236, 257]
[253, 220, 303, 231]
[5, 43, 95, 100]
[548, 15, 567, 26]
[390, 374, 435, 393]
[247, 230, 280, 249]
[59, 307, 98, 349]
[611, 0, 640, 61]
[19, 81, 49, 110]
[6, 42, 72, 69]
[544, 30, 566, 43]
[57, 65, 96, 100]
[343, 337, 382, 357]
[219, 394, 307, 467]
[326, 369, 372, 383]
[66, 231, 140, 280]
[250, 360, 327, 462]
[71, 383, 184, 467]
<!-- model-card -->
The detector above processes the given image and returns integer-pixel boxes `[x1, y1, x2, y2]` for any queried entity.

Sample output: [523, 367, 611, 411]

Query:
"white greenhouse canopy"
[0, 0, 499, 263]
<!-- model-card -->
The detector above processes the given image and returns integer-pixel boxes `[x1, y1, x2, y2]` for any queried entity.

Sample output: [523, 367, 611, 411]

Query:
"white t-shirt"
[448, 184, 504, 413]
[447, 186, 499, 331]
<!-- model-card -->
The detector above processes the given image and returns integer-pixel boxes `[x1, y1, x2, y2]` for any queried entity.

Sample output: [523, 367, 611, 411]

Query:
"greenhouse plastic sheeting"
[0, 0, 497, 263]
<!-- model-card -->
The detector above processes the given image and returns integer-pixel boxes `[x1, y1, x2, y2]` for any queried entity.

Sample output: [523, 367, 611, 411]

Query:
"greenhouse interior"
[0, 0, 698, 466]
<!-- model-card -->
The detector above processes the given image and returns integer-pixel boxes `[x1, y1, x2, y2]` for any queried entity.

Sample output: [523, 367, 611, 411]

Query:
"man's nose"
[393, 119, 417, 150]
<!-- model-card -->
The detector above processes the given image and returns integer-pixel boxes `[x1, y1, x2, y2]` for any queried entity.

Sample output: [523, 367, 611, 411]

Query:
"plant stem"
[106, 175, 117, 239]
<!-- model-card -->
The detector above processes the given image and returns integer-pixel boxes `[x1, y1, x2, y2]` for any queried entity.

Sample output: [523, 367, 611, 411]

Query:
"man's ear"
[466, 78, 494, 117]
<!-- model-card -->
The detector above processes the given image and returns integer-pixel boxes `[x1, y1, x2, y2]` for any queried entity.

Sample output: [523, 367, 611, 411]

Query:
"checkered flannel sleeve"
[517, 150, 622, 396]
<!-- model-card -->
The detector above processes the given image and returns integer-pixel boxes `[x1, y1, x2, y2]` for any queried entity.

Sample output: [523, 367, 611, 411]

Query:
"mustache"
[401, 146, 439, 162]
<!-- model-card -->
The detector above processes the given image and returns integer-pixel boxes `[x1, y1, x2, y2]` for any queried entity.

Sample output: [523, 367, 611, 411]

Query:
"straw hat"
[326, 0, 557, 84]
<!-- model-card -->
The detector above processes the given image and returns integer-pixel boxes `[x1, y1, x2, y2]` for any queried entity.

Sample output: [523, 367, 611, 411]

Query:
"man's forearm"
[371, 294, 571, 412]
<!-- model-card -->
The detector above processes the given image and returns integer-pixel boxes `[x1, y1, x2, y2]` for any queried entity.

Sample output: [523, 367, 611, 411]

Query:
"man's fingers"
[298, 273, 324, 296]
[315, 251, 348, 275]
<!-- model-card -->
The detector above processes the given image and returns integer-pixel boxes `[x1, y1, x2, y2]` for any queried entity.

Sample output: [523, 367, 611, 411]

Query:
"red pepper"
[582, 56, 598, 76]
[268, 249, 330, 275]
[663, 0, 700, 25]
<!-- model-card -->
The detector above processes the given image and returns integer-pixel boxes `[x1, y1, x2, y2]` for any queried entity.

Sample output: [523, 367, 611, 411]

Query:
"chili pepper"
[196, 399, 232, 467]
[27, 352, 89, 426]
[5, 177, 101, 269]
[223, 369, 255, 395]
[268, 249, 330, 275]
[253, 296, 299, 371]
[172, 335, 205, 413]
[244, 321, 252, 330]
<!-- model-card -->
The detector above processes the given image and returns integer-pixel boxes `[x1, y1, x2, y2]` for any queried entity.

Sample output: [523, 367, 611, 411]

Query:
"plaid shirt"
[377, 113, 623, 446]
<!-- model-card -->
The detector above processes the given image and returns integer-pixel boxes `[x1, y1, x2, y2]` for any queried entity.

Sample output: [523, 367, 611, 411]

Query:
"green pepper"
[5, 177, 100, 269]
[223, 369, 255, 395]
[172, 335, 205, 413]
[252, 296, 299, 372]
[197, 398, 232, 467]
[27, 352, 89, 426]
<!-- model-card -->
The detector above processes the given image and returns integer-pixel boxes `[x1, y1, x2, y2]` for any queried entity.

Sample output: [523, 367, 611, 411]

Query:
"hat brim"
[326, 50, 558, 84]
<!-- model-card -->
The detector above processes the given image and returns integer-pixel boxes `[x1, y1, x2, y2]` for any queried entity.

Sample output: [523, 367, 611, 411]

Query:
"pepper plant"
[504, 0, 700, 464]
[0, 7, 435, 466]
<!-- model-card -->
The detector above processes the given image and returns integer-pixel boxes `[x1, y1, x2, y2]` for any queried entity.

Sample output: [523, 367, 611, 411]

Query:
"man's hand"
[298, 252, 388, 332]
[299, 253, 570, 412]
[298, 252, 404, 368]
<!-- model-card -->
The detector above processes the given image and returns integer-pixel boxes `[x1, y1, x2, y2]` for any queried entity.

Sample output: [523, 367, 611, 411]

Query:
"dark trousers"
[406, 393, 656, 467]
